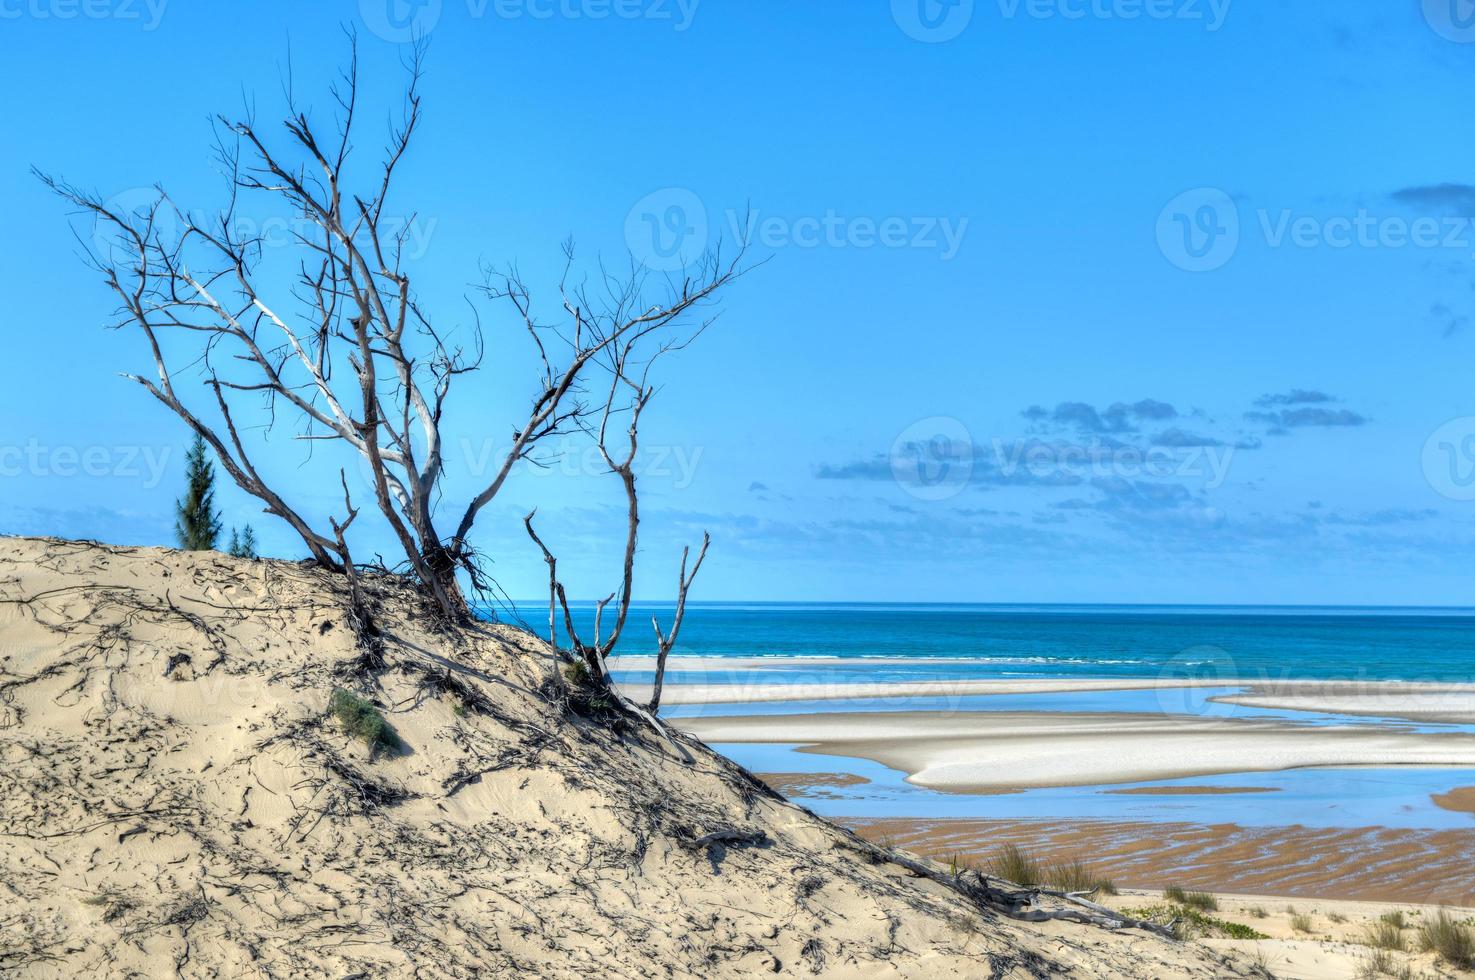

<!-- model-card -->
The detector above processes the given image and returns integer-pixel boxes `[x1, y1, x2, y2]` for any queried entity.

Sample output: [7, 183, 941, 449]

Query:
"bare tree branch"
[40, 36, 745, 641]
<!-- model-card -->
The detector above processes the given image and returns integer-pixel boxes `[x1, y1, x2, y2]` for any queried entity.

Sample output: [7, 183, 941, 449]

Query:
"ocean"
[489, 600, 1475, 831]
[494, 602, 1475, 685]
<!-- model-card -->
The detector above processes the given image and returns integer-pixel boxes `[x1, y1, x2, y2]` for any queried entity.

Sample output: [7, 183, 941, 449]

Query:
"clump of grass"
[1364, 916, 1408, 951]
[1290, 913, 1315, 934]
[1124, 903, 1268, 941]
[1248, 905, 1269, 919]
[1045, 858, 1117, 895]
[1248, 944, 1276, 973]
[328, 688, 402, 754]
[1356, 948, 1413, 980]
[987, 844, 1043, 886]
[1380, 910, 1408, 930]
[1329, 911, 1348, 924]
[980, 845, 1116, 894]
[1418, 910, 1475, 968]
[1164, 884, 1218, 911]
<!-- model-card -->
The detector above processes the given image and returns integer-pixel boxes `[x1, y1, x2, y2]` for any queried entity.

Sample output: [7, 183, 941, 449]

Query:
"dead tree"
[38, 37, 742, 624]
[647, 533, 708, 714]
[523, 324, 711, 716]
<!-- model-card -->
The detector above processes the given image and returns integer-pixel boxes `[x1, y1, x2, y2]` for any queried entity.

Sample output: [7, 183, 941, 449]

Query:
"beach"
[4, 538, 1300, 979]
[605, 621, 1475, 917]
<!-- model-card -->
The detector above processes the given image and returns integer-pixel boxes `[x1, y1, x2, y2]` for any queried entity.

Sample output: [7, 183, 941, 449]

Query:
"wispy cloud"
[1023, 398, 1178, 434]
[1246, 390, 1367, 431]
[1253, 389, 1335, 408]
[1246, 407, 1368, 429]
[1390, 183, 1475, 213]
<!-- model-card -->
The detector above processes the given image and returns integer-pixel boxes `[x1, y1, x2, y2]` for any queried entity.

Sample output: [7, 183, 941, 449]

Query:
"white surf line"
[631, 676, 1475, 708]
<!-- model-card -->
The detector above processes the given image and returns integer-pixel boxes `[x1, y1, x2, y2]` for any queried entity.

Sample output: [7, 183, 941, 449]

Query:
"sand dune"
[0, 537, 1267, 979]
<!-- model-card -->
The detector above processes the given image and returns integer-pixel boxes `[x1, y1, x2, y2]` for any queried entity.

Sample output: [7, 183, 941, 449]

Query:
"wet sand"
[846, 816, 1475, 907]
[1432, 785, 1475, 815]
[752, 771, 870, 799]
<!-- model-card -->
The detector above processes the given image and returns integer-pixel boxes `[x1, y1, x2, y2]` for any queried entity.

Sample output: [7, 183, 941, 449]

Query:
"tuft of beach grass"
[1364, 914, 1408, 952]
[980, 845, 1116, 895]
[1417, 910, 1475, 969]
[986, 844, 1042, 886]
[1164, 885, 1218, 912]
[1355, 948, 1412, 980]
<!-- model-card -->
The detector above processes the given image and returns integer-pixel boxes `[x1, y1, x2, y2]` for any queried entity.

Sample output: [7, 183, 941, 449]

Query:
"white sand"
[680, 709, 1475, 791]
[1109, 889, 1475, 980]
[1209, 688, 1475, 725]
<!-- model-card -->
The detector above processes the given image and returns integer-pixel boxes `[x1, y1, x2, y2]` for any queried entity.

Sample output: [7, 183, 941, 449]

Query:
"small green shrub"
[328, 688, 402, 753]
[1290, 913, 1315, 934]
[1164, 885, 1218, 911]
[1418, 910, 1475, 968]
[1123, 903, 1268, 941]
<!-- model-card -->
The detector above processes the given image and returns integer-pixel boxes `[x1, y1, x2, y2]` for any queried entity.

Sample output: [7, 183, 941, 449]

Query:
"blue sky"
[3, 0, 1475, 604]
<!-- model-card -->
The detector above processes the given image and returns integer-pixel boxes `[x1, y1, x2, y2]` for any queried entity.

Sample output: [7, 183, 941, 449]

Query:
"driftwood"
[686, 828, 769, 851]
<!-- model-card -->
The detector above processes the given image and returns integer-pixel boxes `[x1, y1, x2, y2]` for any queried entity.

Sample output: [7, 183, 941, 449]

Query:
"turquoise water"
[490, 601, 1475, 827]
[495, 601, 1475, 684]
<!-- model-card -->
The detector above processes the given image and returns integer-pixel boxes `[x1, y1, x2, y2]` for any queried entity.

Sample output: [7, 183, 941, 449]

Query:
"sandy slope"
[0, 537, 1264, 979]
